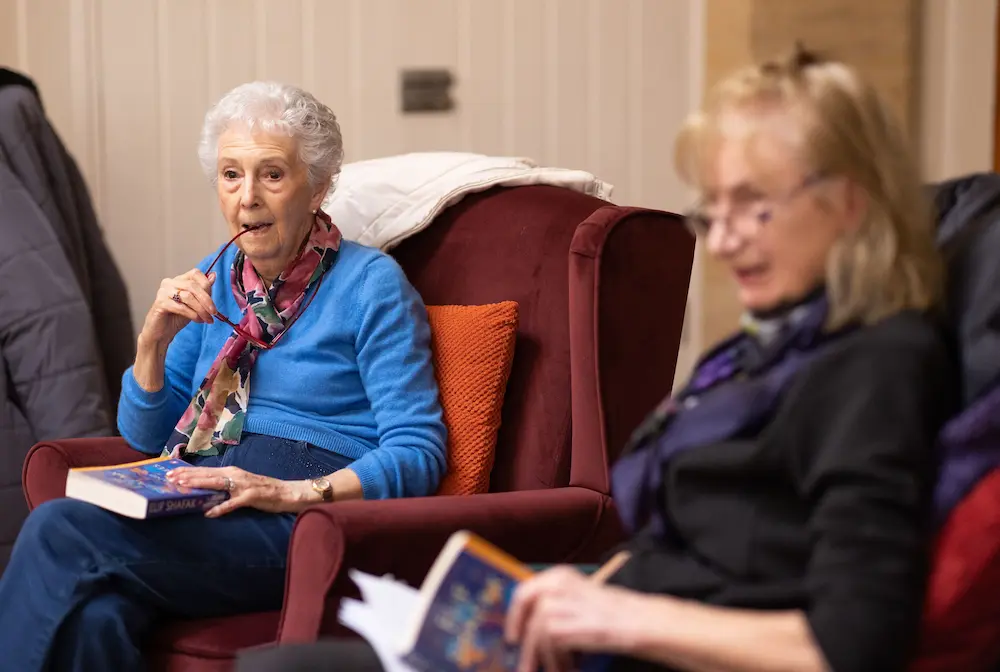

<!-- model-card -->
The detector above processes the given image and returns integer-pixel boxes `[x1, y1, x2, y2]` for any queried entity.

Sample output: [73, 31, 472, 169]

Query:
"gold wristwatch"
[310, 477, 334, 502]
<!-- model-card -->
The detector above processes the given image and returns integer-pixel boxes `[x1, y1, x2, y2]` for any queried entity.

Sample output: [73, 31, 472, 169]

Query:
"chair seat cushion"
[427, 302, 519, 496]
[152, 611, 281, 659]
[913, 468, 1000, 671]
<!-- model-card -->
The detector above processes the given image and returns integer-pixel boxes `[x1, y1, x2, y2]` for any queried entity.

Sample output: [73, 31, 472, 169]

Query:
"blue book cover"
[400, 532, 533, 672]
[66, 456, 229, 519]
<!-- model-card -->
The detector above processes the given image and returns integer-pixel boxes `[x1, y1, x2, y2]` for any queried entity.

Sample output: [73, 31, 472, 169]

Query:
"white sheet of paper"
[339, 598, 418, 672]
[339, 570, 423, 667]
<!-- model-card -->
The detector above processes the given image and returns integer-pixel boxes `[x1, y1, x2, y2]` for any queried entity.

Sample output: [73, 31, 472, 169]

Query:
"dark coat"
[0, 73, 130, 570]
[0, 79, 134, 414]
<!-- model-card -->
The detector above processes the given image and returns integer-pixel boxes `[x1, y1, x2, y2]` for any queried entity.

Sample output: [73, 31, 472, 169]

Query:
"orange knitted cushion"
[426, 302, 519, 496]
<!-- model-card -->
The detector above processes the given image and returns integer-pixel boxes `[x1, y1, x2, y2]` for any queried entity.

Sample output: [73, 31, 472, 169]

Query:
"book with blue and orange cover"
[65, 456, 229, 519]
[340, 531, 627, 672]
[398, 531, 534, 672]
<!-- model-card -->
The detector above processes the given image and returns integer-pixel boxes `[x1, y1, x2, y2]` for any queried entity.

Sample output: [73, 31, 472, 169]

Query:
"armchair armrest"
[277, 486, 623, 643]
[22, 438, 150, 509]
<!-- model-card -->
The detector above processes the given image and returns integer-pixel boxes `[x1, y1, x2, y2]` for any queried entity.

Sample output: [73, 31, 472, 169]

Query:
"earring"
[311, 209, 317, 214]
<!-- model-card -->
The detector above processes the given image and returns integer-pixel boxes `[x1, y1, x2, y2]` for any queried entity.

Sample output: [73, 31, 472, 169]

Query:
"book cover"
[400, 533, 533, 672]
[66, 456, 229, 519]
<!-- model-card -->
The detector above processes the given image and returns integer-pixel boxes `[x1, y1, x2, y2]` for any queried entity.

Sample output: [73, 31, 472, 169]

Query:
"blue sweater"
[117, 240, 448, 500]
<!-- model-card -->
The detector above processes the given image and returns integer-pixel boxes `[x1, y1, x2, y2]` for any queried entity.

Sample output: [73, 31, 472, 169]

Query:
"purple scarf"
[611, 293, 854, 538]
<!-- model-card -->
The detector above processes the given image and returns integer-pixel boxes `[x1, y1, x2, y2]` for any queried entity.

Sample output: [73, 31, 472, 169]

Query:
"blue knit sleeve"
[116, 251, 219, 455]
[346, 255, 447, 499]
[117, 320, 203, 455]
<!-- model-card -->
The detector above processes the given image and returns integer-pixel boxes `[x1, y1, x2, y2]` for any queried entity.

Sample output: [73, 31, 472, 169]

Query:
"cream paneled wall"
[0, 0, 706, 383]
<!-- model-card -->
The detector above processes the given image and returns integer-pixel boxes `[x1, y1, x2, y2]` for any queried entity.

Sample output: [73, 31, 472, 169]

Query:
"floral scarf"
[163, 211, 341, 457]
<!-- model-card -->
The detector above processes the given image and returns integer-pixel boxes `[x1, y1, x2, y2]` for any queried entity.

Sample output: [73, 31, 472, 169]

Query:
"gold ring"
[223, 476, 234, 491]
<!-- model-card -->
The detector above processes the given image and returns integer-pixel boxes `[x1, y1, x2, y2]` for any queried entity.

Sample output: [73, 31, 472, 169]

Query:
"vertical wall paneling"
[0, 1, 19, 67]
[507, 0, 547, 161]
[353, 0, 400, 160]
[549, 0, 590, 171]
[158, 0, 216, 266]
[257, 0, 304, 85]
[307, 0, 358, 162]
[460, 0, 504, 155]
[301, 0, 316, 94]
[14, 0, 28, 70]
[68, 0, 94, 187]
[98, 0, 163, 324]
[206, 0, 257, 102]
[23, 0, 73, 142]
[625, 0, 645, 207]
[919, 0, 998, 181]
[593, 0, 632, 204]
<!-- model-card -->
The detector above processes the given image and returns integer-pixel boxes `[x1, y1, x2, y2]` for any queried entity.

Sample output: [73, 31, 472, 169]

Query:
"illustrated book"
[65, 456, 229, 519]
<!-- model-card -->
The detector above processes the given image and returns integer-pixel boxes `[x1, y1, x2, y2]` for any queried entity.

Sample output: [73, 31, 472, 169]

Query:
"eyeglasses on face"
[684, 173, 827, 238]
[206, 226, 325, 350]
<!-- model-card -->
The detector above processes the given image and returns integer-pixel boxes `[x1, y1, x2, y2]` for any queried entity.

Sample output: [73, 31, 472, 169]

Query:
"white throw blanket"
[321, 152, 614, 250]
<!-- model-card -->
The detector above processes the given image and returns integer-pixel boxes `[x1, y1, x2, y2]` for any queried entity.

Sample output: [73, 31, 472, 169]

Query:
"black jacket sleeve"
[0, 169, 111, 441]
[782, 314, 958, 672]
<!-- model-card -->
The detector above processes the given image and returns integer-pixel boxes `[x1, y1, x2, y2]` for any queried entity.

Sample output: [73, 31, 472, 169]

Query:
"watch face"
[312, 478, 331, 491]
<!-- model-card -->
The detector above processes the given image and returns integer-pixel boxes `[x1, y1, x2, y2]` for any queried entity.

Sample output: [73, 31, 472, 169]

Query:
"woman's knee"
[16, 499, 114, 560]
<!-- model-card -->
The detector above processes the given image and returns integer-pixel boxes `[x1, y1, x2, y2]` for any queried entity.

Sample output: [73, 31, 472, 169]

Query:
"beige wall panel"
[352, 0, 403, 160]
[257, 0, 304, 85]
[306, 0, 358, 161]
[920, 0, 997, 181]
[504, 0, 548, 160]
[157, 0, 217, 266]
[22, 0, 74, 142]
[549, 0, 590, 171]
[98, 0, 164, 325]
[206, 0, 258, 102]
[460, 0, 505, 155]
[0, 1, 19, 68]
[592, 0, 632, 203]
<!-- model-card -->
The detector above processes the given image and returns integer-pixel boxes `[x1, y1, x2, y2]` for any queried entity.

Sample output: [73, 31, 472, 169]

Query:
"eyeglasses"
[206, 226, 326, 350]
[684, 173, 826, 238]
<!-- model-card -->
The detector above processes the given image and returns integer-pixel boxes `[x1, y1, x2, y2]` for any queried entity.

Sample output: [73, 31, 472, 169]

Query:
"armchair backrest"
[391, 185, 693, 494]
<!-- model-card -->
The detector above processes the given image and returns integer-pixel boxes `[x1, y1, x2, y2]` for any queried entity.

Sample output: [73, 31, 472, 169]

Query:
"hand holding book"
[338, 531, 631, 672]
[505, 552, 632, 672]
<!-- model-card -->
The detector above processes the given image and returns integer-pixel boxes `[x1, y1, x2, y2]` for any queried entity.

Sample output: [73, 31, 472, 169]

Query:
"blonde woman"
[503, 46, 958, 672]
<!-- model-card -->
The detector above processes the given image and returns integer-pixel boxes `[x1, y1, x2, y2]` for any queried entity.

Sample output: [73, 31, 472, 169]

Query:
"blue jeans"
[0, 433, 353, 672]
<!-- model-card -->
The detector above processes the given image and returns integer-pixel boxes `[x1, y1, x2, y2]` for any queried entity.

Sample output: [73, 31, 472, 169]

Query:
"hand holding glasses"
[158, 225, 325, 351]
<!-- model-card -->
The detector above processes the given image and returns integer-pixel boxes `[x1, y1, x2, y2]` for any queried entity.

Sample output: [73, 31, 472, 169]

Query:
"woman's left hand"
[166, 466, 310, 518]
[505, 566, 648, 672]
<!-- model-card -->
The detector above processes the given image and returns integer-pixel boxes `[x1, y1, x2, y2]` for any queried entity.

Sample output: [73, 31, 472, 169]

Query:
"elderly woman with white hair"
[0, 82, 447, 671]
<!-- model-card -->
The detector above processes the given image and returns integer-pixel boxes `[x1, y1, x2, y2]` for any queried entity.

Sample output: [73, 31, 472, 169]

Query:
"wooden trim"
[995, 0, 1000, 172]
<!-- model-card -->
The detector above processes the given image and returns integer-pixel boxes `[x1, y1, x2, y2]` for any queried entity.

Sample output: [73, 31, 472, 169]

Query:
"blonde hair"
[676, 46, 942, 328]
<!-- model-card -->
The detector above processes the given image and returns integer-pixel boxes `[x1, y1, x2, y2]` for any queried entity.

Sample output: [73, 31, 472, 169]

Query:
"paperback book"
[65, 456, 228, 519]
[340, 530, 533, 672]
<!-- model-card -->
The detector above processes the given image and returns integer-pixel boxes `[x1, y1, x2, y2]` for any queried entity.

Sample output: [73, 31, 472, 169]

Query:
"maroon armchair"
[22, 185, 694, 670]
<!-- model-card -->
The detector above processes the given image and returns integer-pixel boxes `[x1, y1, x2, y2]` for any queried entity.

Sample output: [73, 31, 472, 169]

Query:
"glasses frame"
[684, 173, 827, 238]
[206, 227, 326, 350]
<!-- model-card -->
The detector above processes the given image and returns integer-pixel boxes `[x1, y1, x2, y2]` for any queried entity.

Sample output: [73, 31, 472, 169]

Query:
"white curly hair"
[198, 81, 344, 189]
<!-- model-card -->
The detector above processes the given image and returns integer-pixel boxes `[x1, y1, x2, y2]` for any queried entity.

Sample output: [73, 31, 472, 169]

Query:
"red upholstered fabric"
[150, 612, 281, 661]
[912, 467, 1000, 671]
[21, 185, 693, 669]
[392, 187, 693, 493]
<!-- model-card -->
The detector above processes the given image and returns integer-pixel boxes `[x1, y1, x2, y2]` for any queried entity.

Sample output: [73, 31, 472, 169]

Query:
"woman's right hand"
[138, 269, 218, 350]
